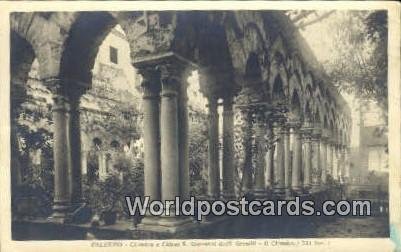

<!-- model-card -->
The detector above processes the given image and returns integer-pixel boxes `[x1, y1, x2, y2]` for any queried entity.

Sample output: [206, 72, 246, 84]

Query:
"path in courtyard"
[13, 215, 389, 240]
[198, 215, 389, 239]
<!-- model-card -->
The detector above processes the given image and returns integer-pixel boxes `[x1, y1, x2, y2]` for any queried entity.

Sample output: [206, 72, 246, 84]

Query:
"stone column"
[340, 145, 346, 183]
[320, 136, 328, 186]
[178, 74, 190, 199]
[290, 122, 302, 195]
[68, 87, 85, 204]
[301, 125, 313, 192]
[283, 125, 291, 197]
[241, 109, 254, 193]
[253, 109, 266, 199]
[327, 141, 333, 180]
[135, 58, 193, 231]
[207, 95, 220, 198]
[265, 121, 274, 190]
[159, 66, 181, 205]
[344, 147, 351, 182]
[222, 96, 235, 199]
[98, 152, 107, 180]
[139, 69, 162, 226]
[311, 128, 322, 192]
[139, 68, 161, 206]
[48, 81, 72, 218]
[333, 144, 339, 181]
[81, 151, 87, 175]
[272, 118, 285, 196]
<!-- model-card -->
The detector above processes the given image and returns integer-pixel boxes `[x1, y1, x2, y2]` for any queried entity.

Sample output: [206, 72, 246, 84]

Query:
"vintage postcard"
[0, 1, 400, 251]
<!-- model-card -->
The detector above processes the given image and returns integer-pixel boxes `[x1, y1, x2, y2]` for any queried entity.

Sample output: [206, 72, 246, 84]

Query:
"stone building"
[11, 11, 352, 234]
[12, 26, 142, 185]
[349, 101, 388, 183]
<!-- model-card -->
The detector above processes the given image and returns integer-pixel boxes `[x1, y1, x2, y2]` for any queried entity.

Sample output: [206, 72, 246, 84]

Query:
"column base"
[241, 185, 253, 194]
[302, 185, 312, 194]
[291, 186, 303, 196]
[285, 188, 292, 198]
[222, 191, 236, 200]
[48, 201, 71, 222]
[272, 187, 286, 198]
[138, 216, 196, 234]
[253, 189, 267, 200]
[311, 184, 322, 193]
[206, 193, 220, 201]
[140, 216, 160, 226]
[49, 202, 88, 223]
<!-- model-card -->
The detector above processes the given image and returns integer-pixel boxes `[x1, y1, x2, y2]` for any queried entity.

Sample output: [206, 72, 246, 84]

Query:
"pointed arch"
[289, 89, 302, 120]
[245, 52, 262, 81]
[271, 74, 286, 104]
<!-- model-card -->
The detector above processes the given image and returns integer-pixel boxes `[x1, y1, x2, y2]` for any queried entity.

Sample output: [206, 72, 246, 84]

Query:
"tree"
[325, 11, 388, 116]
[188, 106, 209, 196]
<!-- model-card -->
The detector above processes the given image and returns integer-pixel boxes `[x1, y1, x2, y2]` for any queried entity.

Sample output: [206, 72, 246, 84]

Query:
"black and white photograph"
[1, 2, 400, 251]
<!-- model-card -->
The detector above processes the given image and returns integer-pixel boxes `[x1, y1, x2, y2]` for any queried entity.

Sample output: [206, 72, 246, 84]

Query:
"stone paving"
[13, 215, 389, 240]
[313, 216, 389, 238]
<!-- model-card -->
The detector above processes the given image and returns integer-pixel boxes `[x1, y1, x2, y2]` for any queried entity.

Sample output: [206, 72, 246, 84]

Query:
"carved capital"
[158, 62, 192, 97]
[311, 128, 322, 141]
[287, 119, 302, 130]
[301, 125, 313, 140]
[269, 111, 286, 126]
[138, 69, 160, 100]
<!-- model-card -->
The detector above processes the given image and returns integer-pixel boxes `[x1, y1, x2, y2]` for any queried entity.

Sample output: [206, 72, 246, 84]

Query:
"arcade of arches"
[11, 11, 351, 233]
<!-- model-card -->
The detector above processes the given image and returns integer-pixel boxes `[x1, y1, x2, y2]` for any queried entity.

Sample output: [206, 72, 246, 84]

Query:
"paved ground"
[314, 216, 389, 237]
[13, 215, 389, 240]
[199, 215, 389, 239]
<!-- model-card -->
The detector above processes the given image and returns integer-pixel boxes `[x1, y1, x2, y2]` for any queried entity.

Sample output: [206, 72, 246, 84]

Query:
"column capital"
[271, 116, 286, 129]
[42, 78, 70, 112]
[328, 136, 337, 145]
[43, 77, 88, 95]
[133, 53, 194, 98]
[269, 110, 287, 124]
[157, 62, 190, 97]
[250, 105, 267, 126]
[311, 127, 322, 141]
[287, 120, 302, 130]
[137, 66, 161, 97]
[139, 68, 161, 100]
[158, 63, 192, 85]
[43, 77, 65, 94]
[320, 129, 332, 142]
[301, 120, 313, 137]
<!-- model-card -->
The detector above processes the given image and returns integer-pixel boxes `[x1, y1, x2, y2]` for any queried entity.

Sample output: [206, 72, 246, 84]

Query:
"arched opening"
[314, 107, 321, 126]
[10, 32, 37, 187]
[56, 13, 146, 209]
[245, 52, 262, 81]
[186, 69, 209, 196]
[304, 101, 312, 124]
[272, 75, 285, 104]
[60, 12, 118, 85]
[290, 90, 301, 120]
[11, 32, 36, 94]
[324, 116, 328, 129]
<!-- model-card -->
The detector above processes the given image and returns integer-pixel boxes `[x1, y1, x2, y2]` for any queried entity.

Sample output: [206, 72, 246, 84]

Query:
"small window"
[109, 46, 118, 64]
